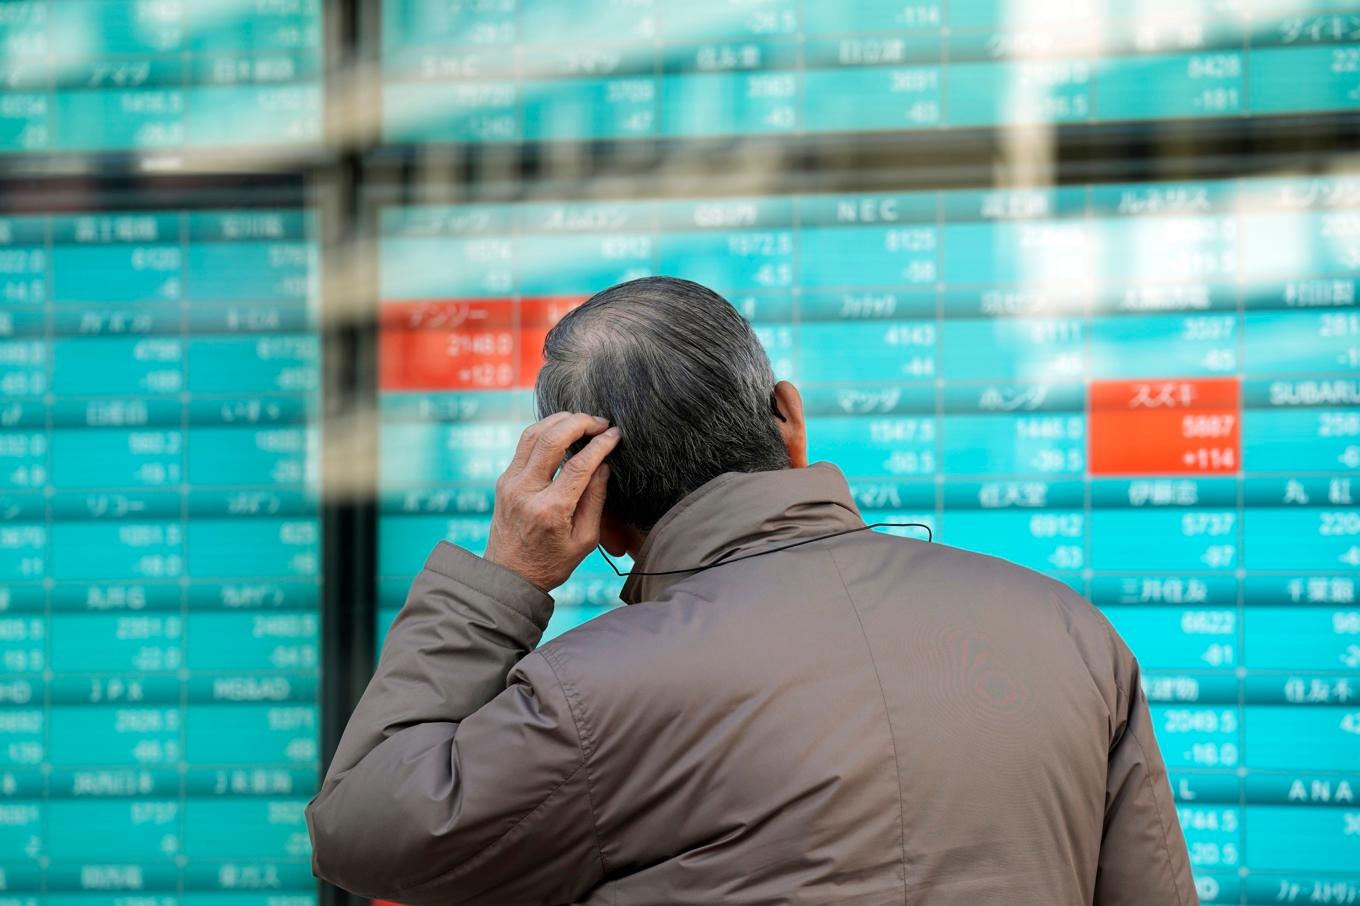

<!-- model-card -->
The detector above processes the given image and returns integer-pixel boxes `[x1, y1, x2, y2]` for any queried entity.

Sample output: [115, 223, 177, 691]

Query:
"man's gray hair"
[535, 276, 790, 532]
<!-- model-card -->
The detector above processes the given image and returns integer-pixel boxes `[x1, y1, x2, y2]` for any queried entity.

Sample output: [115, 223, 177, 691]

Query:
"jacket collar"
[619, 461, 865, 605]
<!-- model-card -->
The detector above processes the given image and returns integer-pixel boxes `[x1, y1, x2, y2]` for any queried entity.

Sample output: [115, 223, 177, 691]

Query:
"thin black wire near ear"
[596, 522, 933, 579]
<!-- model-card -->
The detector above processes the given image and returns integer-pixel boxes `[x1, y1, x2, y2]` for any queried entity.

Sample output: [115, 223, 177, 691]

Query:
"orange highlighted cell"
[378, 296, 588, 392]
[379, 298, 517, 391]
[1087, 377, 1241, 476]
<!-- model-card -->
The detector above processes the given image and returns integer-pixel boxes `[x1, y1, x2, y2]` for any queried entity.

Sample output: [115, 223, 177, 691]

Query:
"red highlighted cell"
[380, 298, 517, 391]
[378, 296, 587, 392]
[1088, 377, 1241, 476]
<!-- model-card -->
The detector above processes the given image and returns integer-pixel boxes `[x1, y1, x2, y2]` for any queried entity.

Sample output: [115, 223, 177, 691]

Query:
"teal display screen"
[2, 2, 1358, 902]
[0, 204, 323, 902]
[382, 1, 1360, 144]
[0, 1, 325, 155]
[376, 173, 1360, 902]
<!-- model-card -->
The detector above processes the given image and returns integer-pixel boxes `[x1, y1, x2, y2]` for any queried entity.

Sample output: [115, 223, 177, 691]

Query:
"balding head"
[535, 276, 790, 531]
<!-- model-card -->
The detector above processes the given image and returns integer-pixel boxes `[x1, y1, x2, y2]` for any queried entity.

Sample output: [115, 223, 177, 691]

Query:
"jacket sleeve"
[1094, 646, 1199, 906]
[305, 541, 606, 905]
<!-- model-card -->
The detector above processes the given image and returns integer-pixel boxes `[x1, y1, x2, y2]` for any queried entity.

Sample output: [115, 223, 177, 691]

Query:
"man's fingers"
[548, 426, 621, 506]
[572, 462, 610, 545]
[486, 411, 614, 593]
[524, 413, 612, 481]
[506, 411, 574, 475]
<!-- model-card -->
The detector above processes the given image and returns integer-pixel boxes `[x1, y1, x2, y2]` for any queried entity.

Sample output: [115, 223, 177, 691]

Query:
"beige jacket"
[306, 461, 1197, 905]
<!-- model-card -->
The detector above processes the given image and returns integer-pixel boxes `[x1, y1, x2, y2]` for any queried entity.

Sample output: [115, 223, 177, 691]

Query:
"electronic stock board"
[377, 174, 1360, 903]
[0, 0, 1358, 904]
[382, 0, 1360, 144]
[0, 1, 325, 155]
[0, 195, 323, 904]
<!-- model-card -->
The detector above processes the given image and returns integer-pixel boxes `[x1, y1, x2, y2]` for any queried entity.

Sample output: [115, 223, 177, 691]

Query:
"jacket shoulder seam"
[539, 644, 611, 880]
[1092, 604, 1131, 701]
[1048, 586, 1129, 748]
[826, 547, 909, 904]
[1128, 718, 1190, 906]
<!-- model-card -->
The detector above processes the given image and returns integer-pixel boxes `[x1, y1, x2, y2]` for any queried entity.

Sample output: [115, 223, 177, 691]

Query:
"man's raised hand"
[482, 412, 621, 592]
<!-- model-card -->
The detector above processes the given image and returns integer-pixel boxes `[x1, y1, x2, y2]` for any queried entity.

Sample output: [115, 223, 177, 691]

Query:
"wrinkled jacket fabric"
[307, 462, 1197, 905]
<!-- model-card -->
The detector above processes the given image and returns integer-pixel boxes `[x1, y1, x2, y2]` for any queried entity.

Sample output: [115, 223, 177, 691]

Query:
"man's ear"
[773, 380, 808, 468]
[599, 511, 636, 557]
